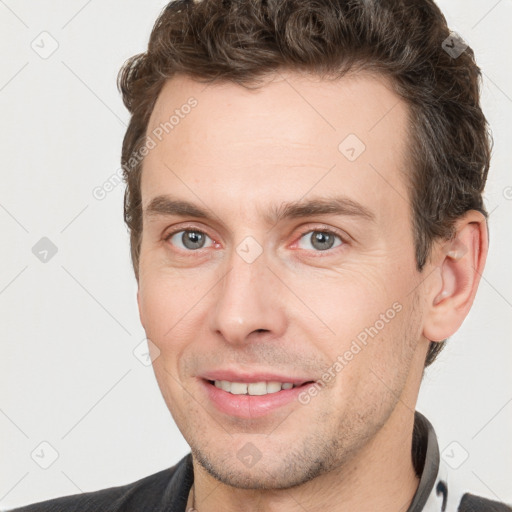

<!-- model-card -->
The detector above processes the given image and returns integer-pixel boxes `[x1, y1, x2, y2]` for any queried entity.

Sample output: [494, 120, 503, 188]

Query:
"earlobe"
[423, 211, 488, 342]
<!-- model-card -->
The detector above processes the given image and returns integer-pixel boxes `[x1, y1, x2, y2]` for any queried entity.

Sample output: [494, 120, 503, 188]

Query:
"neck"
[188, 404, 420, 512]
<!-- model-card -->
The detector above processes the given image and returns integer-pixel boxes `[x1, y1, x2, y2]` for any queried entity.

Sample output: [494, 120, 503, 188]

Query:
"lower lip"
[200, 379, 315, 419]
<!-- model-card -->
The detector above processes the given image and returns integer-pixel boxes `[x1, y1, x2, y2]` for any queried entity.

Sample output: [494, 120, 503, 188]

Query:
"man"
[11, 0, 511, 510]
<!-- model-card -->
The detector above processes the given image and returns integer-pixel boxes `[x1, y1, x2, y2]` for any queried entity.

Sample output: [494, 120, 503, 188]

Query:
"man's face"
[137, 71, 429, 489]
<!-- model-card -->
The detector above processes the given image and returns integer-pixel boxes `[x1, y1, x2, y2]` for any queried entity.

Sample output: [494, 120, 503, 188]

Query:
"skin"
[136, 71, 487, 512]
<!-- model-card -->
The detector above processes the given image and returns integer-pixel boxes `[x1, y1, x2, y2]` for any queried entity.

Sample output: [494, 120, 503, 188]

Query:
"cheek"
[138, 270, 202, 350]
[305, 265, 419, 381]
[320, 298, 421, 423]
[302, 265, 405, 338]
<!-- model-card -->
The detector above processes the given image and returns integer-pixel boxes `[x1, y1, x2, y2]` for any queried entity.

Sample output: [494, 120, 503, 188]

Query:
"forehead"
[142, 71, 410, 228]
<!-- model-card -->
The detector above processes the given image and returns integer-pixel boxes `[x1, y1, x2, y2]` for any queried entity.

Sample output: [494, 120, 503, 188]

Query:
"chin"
[192, 445, 334, 491]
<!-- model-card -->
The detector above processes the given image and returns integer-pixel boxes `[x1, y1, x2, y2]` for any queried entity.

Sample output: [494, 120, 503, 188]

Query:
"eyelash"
[163, 224, 347, 255]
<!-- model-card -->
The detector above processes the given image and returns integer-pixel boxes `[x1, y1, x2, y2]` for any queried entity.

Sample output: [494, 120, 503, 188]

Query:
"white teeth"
[230, 382, 248, 395]
[266, 381, 283, 394]
[212, 380, 298, 395]
[247, 382, 267, 395]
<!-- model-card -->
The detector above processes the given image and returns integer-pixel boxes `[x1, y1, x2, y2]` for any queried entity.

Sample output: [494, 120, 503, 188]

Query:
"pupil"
[312, 231, 334, 251]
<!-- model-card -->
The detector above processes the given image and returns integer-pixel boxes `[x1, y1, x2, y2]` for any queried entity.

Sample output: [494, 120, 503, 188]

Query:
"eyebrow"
[144, 194, 376, 225]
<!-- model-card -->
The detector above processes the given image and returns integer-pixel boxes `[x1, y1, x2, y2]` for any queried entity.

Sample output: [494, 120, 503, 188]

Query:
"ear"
[422, 210, 488, 342]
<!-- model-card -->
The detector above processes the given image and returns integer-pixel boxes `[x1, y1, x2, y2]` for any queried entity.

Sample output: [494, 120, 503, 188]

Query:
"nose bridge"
[209, 240, 285, 344]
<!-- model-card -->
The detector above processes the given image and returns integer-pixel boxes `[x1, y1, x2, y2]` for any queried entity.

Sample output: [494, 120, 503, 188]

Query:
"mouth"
[200, 378, 317, 418]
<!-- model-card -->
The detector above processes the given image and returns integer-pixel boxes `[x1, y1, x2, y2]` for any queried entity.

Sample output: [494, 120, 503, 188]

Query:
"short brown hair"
[118, 0, 491, 367]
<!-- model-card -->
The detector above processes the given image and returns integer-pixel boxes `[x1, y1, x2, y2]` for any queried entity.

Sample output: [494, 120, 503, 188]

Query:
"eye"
[165, 229, 215, 251]
[296, 229, 344, 252]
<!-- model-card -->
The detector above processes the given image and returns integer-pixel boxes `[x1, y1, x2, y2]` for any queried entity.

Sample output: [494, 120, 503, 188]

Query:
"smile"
[210, 380, 305, 396]
[202, 379, 316, 418]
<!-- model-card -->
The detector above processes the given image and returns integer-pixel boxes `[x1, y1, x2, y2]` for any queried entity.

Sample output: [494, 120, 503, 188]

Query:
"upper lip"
[201, 369, 315, 385]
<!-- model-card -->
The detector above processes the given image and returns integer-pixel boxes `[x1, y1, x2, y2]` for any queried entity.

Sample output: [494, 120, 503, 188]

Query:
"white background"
[1, 0, 511, 509]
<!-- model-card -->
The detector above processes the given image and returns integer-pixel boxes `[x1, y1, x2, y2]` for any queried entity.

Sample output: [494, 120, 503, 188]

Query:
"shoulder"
[458, 493, 512, 512]
[6, 458, 188, 512]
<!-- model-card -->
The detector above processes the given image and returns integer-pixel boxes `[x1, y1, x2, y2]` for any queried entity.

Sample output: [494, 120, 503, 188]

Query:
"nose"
[208, 245, 287, 346]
